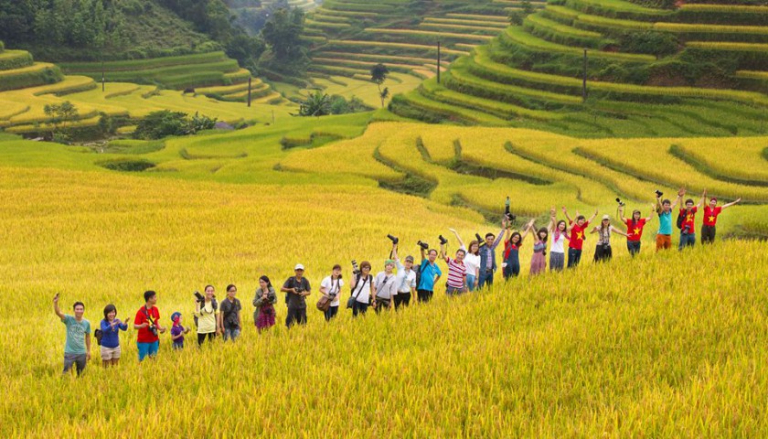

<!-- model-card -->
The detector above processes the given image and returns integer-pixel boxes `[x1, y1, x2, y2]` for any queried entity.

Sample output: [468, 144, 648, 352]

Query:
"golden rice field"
[1, 115, 768, 436]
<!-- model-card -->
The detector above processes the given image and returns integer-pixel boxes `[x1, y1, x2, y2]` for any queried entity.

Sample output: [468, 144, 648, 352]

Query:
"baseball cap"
[602, 214, 611, 220]
[294, 264, 305, 271]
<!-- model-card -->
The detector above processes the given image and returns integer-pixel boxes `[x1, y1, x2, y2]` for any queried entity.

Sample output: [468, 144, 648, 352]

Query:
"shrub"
[619, 31, 679, 57]
[133, 110, 217, 140]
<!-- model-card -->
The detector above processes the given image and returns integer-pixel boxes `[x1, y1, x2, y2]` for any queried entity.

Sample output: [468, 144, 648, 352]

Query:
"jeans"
[352, 301, 368, 317]
[394, 293, 411, 310]
[594, 244, 612, 262]
[503, 261, 520, 279]
[324, 305, 339, 321]
[197, 332, 216, 346]
[701, 225, 716, 244]
[63, 353, 87, 376]
[223, 327, 240, 342]
[417, 289, 434, 303]
[549, 252, 565, 271]
[374, 298, 391, 313]
[627, 241, 641, 257]
[466, 274, 477, 291]
[679, 233, 696, 250]
[567, 248, 582, 268]
[137, 341, 159, 361]
[478, 269, 494, 289]
[285, 307, 307, 328]
[446, 285, 466, 296]
[172, 341, 184, 350]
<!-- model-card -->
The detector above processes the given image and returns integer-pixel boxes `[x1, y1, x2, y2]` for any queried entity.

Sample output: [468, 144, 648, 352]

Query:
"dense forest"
[0, 0, 307, 74]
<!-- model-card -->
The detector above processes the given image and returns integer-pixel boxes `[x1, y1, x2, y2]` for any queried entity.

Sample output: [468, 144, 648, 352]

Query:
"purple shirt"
[171, 325, 185, 345]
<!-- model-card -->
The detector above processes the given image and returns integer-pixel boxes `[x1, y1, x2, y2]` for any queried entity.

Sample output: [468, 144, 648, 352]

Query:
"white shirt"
[320, 276, 344, 307]
[351, 275, 372, 304]
[463, 248, 480, 276]
[395, 259, 417, 293]
[551, 232, 566, 253]
[374, 272, 398, 300]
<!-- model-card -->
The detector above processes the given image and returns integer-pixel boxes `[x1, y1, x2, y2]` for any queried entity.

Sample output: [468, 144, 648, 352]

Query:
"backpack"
[414, 261, 424, 290]
[676, 210, 685, 230]
[94, 329, 103, 346]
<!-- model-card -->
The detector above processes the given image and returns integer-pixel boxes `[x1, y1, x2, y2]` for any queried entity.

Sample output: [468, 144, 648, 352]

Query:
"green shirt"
[62, 315, 91, 355]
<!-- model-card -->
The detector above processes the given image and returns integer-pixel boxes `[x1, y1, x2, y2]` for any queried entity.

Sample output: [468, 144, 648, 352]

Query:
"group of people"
[54, 189, 740, 376]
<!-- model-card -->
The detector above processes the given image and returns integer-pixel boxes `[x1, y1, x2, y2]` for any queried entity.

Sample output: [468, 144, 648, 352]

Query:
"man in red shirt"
[134, 290, 166, 362]
[678, 189, 706, 251]
[618, 203, 655, 257]
[702, 196, 741, 244]
[563, 207, 598, 268]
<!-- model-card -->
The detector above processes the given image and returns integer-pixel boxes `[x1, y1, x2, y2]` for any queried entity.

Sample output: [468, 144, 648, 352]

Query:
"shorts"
[656, 234, 672, 251]
[100, 345, 121, 361]
[137, 341, 159, 361]
[63, 353, 87, 376]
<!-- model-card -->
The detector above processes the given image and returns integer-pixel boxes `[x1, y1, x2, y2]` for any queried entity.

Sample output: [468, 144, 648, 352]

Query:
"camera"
[439, 235, 448, 245]
[616, 197, 625, 207]
[417, 240, 429, 251]
[682, 224, 691, 234]
[149, 325, 158, 336]
[504, 196, 516, 222]
[475, 233, 483, 243]
[387, 234, 399, 245]
[655, 189, 664, 198]
[351, 260, 360, 276]
[194, 291, 205, 303]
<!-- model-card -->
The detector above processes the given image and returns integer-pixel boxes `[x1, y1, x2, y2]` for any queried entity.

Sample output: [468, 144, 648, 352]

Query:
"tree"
[260, 8, 309, 73]
[43, 101, 79, 141]
[371, 63, 390, 108]
[298, 91, 331, 117]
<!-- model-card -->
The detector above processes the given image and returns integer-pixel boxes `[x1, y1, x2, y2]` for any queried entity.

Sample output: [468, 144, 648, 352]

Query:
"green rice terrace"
[386, 0, 768, 137]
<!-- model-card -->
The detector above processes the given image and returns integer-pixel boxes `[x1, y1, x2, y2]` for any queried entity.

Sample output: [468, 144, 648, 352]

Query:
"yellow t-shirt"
[196, 301, 219, 334]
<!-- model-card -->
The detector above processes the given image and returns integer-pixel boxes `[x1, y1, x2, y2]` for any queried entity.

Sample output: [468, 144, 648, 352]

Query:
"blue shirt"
[63, 315, 91, 355]
[658, 210, 672, 235]
[99, 319, 128, 349]
[418, 260, 442, 291]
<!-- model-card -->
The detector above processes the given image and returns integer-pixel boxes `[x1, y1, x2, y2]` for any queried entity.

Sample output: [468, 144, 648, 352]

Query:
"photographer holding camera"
[417, 242, 442, 303]
[319, 265, 344, 321]
[218, 284, 242, 342]
[281, 264, 311, 328]
[253, 276, 277, 332]
[133, 290, 165, 362]
[439, 235, 468, 296]
[195, 285, 219, 346]
[374, 260, 398, 312]
[677, 189, 706, 251]
[618, 203, 655, 256]
[590, 215, 628, 262]
[391, 244, 417, 309]
[656, 189, 682, 251]
[448, 228, 480, 291]
[350, 261, 375, 317]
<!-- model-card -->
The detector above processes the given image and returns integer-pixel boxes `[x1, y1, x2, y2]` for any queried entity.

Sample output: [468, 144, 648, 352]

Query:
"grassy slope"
[0, 159, 766, 435]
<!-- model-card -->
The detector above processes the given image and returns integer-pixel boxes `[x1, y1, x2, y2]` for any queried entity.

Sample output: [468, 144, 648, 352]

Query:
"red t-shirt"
[623, 218, 647, 242]
[703, 206, 722, 226]
[135, 306, 160, 343]
[680, 207, 698, 233]
[569, 221, 589, 250]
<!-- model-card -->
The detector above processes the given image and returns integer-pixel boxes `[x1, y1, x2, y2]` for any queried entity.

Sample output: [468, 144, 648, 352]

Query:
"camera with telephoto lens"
[351, 260, 360, 276]
[655, 189, 664, 198]
[504, 196, 516, 222]
[387, 234, 399, 245]
[475, 233, 483, 243]
[417, 240, 429, 251]
[439, 235, 448, 245]
[194, 291, 205, 303]
[616, 197, 626, 207]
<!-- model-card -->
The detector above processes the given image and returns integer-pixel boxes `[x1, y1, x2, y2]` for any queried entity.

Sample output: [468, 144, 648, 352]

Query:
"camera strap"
[352, 275, 369, 301]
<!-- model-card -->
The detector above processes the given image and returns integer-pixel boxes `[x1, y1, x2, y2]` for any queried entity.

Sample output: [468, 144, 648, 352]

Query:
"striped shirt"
[446, 258, 466, 289]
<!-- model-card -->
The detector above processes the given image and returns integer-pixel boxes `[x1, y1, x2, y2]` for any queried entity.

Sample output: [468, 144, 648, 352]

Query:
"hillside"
[389, 0, 768, 137]
[0, 142, 767, 435]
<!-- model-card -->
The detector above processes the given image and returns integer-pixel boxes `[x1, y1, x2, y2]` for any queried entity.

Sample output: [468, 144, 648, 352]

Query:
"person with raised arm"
[656, 189, 683, 251]
[548, 207, 569, 271]
[53, 294, 91, 376]
[134, 290, 166, 362]
[701, 196, 741, 244]
[477, 218, 508, 289]
[448, 228, 480, 292]
[618, 203, 655, 257]
[678, 188, 706, 250]
[416, 244, 442, 303]
[392, 244, 417, 309]
[563, 207, 598, 268]
[590, 215, 629, 262]
[502, 218, 535, 279]
[99, 304, 127, 367]
[529, 221, 549, 276]
[440, 236, 467, 296]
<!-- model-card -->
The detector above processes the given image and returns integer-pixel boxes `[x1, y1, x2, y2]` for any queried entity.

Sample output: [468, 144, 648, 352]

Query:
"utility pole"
[101, 59, 105, 93]
[247, 77, 252, 108]
[437, 40, 441, 84]
[582, 49, 588, 103]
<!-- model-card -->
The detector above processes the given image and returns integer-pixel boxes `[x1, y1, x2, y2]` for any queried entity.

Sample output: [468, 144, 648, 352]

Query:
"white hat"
[602, 214, 611, 221]
[294, 263, 305, 271]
